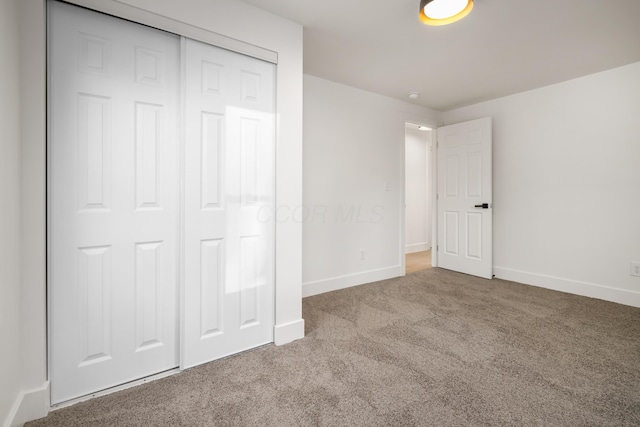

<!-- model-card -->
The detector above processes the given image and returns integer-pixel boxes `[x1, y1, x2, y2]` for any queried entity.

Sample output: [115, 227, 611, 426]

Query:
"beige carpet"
[29, 268, 640, 426]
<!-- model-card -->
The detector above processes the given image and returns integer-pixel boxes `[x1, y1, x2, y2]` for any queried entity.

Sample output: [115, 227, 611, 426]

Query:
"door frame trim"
[401, 119, 440, 274]
[66, 0, 278, 64]
[402, 123, 437, 269]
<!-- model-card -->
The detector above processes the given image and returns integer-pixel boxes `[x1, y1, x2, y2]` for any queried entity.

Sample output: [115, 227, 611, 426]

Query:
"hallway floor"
[406, 249, 431, 274]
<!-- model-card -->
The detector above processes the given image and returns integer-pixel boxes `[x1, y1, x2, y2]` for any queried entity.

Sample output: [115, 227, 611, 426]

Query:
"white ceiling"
[239, 0, 640, 111]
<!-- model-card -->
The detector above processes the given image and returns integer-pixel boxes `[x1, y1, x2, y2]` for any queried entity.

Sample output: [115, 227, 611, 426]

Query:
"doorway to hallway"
[404, 122, 433, 273]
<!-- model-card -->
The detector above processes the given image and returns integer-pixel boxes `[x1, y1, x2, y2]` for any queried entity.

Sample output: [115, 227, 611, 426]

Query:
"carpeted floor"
[29, 268, 640, 426]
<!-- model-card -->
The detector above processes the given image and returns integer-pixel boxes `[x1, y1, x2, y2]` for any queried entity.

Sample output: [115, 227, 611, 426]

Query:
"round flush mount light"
[419, 0, 474, 26]
[408, 92, 419, 100]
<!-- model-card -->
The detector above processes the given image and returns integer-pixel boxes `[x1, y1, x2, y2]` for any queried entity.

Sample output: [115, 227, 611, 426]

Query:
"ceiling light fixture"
[419, 0, 474, 26]
[408, 92, 419, 100]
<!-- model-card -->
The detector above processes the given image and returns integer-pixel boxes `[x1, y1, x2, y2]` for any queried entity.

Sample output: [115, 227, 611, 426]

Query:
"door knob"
[474, 203, 489, 209]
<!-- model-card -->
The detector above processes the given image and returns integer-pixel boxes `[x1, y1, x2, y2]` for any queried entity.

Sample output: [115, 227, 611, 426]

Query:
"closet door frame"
[58, 0, 278, 63]
[16, 0, 302, 420]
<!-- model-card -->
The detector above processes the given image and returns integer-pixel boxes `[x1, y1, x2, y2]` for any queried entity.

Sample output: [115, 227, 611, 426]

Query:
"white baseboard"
[303, 266, 404, 298]
[274, 319, 305, 346]
[405, 243, 430, 254]
[6, 381, 49, 427]
[494, 266, 640, 308]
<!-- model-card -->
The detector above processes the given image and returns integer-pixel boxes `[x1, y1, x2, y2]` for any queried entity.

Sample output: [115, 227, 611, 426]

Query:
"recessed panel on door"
[134, 241, 164, 352]
[200, 239, 224, 338]
[77, 94, 111, 211]
[135, 102, 163, 210]
[77, 245, 112, 367]
[201, 112, 223, 209]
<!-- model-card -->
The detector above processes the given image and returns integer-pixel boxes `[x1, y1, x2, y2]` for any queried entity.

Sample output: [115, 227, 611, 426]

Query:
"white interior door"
[49, 2, 180, 404]
[436, 117, 493, 278]
[182, 39, 275, 368]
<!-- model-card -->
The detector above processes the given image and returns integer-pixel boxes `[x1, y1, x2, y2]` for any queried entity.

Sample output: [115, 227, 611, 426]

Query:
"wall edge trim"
[405, 243, 430, 254]
[6, 381, 50, 427]
[494, 266, 640, 308]
[303, 266, 404, 298]
[273, 319, 305, 346]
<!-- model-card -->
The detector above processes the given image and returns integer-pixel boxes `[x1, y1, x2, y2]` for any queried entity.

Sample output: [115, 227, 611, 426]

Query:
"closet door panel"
[182, 39, 275, 368]
[49, 1, 180, 404]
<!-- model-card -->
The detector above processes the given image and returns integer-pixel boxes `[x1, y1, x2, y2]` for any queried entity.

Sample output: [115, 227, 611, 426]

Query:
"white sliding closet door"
[182, 39, 276, 368]
[49, 1, 277, 404]
[49, 2, 180, 404]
